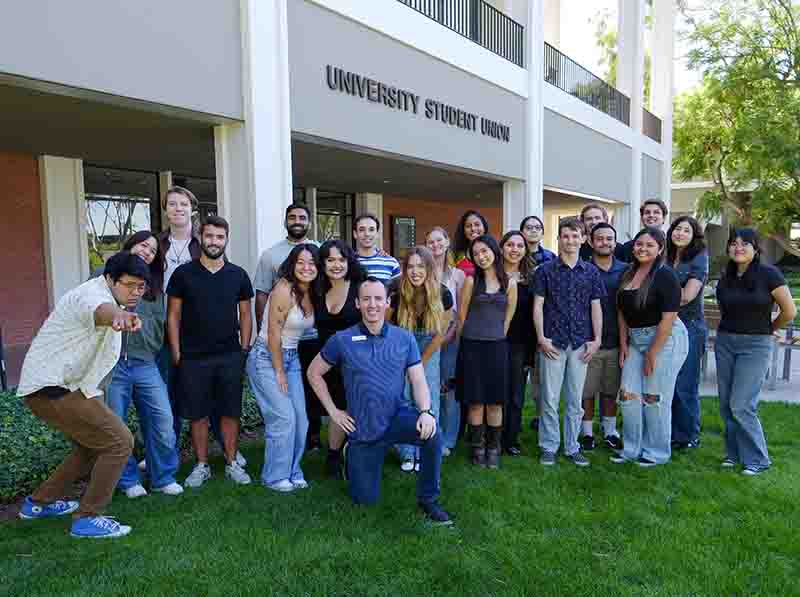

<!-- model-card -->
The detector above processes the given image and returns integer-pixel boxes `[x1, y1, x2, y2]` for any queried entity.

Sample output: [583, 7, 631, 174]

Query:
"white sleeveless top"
[260, 296, 314, 349]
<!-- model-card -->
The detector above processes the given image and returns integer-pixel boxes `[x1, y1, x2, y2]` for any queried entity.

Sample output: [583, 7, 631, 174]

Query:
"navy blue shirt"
[534, 257, 605, 350]
[320, 321, 421, 443]
[615, 240, 634, 263]
[592, 256, 628, 349]
[528, 245, 557, 270]
[670, 250, 709, 322]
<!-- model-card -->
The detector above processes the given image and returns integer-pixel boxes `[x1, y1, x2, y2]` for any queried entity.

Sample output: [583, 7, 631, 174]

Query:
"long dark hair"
[277, 243, 320, 316]
[666, 216, 706, 264]
[453, 210, 489, 254]
[500, 230, 531, 281]
[618, 227, 666, 310]
[317, 239, 365, 295]
[122, 231, 162, 300]
[468, 235, 508, 292]
[720, 227, 762, 291]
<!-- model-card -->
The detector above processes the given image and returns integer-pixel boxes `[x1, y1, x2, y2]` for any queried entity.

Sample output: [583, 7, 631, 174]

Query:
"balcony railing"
[544, 42, 631, 125]
[397, 0, 525, 67]
[643, 108, 662, 143]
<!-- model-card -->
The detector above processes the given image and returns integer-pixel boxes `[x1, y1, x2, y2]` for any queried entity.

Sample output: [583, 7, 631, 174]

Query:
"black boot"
[468, 424, 486, 467]
[486, 425, 503, 469]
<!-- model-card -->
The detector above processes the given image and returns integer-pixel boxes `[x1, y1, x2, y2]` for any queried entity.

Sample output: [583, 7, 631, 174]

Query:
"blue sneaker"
[18, 496, 79, 519]
[70, 516, 132, 539]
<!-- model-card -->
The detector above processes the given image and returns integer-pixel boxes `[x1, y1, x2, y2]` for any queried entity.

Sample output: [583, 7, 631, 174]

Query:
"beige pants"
[25, 389, 133, 518]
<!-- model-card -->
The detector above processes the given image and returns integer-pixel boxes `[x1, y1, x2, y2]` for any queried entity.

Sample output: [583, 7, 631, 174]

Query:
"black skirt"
[458, 338, 509, 405]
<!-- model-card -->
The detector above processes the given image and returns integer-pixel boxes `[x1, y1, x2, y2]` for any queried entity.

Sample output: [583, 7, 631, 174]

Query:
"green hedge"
[0, 383, 263, 501]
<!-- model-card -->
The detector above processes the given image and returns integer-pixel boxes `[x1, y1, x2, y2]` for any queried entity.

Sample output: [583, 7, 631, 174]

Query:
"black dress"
[316, 281, 361, 409]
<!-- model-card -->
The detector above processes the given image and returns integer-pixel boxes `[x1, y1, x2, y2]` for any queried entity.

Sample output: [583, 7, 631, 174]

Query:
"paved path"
[700, 344, 800, 404]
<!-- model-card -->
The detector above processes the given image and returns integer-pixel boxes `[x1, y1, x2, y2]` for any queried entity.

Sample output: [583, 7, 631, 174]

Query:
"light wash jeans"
[715, 332, 773, 469]
[106, 357, 179, 490]
[246, 338, 308, 486]
[439, 336, 460, 451]
[619, 319, 689, 464]
[398, 332, 441, 461]
[538, 345, 589, 456]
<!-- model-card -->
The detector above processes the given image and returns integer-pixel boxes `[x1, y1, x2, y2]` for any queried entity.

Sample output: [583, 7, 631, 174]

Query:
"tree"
[673, 0, 800, 256]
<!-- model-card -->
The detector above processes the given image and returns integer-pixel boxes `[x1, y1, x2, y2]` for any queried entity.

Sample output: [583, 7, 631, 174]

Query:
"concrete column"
[305, 187, 318, 241]
[214, 0, 293, 273]
[615, 0, 646, 242]
[525, 0, 545, 221]
[503, 180, 525, 232]
[39, 156, 89, 308]
[652, 0, 676, 215]
[158, 171, 173, 230]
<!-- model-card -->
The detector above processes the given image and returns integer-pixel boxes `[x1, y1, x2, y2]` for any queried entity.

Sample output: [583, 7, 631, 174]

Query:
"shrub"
[0, 382, 263, 502]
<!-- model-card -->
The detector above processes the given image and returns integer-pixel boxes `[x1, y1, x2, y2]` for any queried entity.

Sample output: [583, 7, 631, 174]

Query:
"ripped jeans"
[619, 320, 689, 464]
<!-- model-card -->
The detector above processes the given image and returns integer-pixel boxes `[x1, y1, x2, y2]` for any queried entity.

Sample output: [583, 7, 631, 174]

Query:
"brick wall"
[0, 152, 48, 385]
[382, 195, 503, 254]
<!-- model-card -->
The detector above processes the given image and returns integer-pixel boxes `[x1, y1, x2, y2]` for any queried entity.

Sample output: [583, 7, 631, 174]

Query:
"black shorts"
[177, 352, 244, 420]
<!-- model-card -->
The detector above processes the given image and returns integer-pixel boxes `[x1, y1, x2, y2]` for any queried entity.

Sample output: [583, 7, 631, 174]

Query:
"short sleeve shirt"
[356, 250, 401, 282]
[670, 250, 709, 322]
[253, 238, 321, 294]
[320, 322, 421, 442]
[717, 264, 786, 335]
[167, 260, 254, 358]
[534, 258, 606, 350]
[593, 256, 628, 348]
[619, 266, 681, 328]
[17, 276, 122, 399]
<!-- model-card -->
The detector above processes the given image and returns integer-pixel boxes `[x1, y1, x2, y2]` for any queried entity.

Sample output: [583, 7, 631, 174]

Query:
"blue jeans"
[157, 342, 226, 451]
[398, 332, 441, 460]
[715, 332, 772, 469]
[439, 338, 460, 450]
[538, 345, 588, 456]
[672, 318, 707, 443]
[620, 320, 689, 464]
[106, 357, 179, 490]
[348, 407, 443, 505]
[246, 338, 308, 486]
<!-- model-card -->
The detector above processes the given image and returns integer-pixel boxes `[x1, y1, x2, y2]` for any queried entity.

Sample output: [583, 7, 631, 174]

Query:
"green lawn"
[3, 399, 799, 597]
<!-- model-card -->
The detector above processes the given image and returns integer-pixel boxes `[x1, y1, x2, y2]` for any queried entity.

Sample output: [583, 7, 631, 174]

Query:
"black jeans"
[503, 342, 529, 449]
[298, 338, 323, 440]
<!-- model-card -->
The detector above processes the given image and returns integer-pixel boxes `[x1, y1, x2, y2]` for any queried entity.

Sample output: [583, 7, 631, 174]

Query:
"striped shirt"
[356, 250, 400, 282]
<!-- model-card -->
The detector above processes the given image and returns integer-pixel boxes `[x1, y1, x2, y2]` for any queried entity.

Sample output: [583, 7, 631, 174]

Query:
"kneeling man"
[308, 277, 452, 525]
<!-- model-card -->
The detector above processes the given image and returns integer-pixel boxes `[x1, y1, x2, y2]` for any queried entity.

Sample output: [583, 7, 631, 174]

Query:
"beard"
[201, 243, 226, 259]
[287, 224, 308, 241]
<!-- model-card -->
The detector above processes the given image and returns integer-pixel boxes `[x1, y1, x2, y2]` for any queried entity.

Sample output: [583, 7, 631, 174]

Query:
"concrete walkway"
[700, 344, 800, 404]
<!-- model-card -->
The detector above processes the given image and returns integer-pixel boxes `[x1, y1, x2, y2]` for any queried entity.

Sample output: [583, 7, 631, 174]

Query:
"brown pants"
[25, 389, 133, 519]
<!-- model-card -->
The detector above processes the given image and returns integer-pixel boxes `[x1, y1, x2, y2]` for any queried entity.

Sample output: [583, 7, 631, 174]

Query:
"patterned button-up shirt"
[533, 257, 605, 350]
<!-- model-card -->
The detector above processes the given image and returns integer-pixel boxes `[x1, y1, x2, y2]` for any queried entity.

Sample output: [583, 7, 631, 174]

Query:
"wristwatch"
[419, 409, 434, 418]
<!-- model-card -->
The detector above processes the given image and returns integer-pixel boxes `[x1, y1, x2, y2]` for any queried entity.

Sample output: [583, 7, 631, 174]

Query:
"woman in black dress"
[315, 240, 366, 477]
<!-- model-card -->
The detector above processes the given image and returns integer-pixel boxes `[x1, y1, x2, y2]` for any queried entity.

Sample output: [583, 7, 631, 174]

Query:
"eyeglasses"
[117, 281, 148, 294]
[523, 224, 543, 232]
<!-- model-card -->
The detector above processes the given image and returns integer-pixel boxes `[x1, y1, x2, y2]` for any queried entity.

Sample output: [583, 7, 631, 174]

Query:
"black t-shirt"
[316, 281, 362, 346]
[616, 239, 634, 263]
[619, 266, 681, 328]
[717, 263, 786, 335]
[389, 284, 453, 331]
[167, 260, 254, 358]
[507, 278, 534, 344]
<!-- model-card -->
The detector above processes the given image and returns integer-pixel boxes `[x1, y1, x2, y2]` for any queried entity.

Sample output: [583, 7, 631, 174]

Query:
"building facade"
[0, 0, 675, 383]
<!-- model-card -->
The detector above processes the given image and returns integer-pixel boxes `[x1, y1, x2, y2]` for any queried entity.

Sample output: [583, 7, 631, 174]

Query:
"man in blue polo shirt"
[307, 277, 451, 525]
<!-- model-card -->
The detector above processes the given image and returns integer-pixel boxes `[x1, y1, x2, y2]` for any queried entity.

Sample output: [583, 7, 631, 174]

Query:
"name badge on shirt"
[352, 335, 367, 342]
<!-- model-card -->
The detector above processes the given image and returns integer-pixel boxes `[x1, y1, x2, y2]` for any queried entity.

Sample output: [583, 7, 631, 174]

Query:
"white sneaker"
[151, 482, 184, 496]
[124, 484, 148, 499]
[137, 459, 147, 472]
[184, 463, 211, 488]
[442, 447, 451, 457]
[291, 479, 309, 489]
[225, 461, 252, 485]
[235, 451, 247, 467]
[267, 479, 295, 493]
[400, 459, 415, 472]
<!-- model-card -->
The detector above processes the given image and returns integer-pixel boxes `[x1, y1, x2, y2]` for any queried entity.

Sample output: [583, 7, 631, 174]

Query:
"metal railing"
[397, 0, 525, 67]
[643, 108, 663, 143]
[544, 42, 631, 125]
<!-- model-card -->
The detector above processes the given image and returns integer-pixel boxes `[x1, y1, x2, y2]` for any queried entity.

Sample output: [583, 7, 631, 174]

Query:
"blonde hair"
[425, 226, 456, 276]
[397, 246, 446, 335]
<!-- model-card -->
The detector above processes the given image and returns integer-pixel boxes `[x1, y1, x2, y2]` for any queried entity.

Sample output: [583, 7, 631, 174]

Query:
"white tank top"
[260, 296, 314, 349]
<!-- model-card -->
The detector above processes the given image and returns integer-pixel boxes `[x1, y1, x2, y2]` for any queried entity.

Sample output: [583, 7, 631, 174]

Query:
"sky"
[558, 0, 701, 95]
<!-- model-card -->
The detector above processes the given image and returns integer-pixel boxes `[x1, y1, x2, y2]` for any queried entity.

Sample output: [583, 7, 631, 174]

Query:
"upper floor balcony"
[396, 0, 662, 143]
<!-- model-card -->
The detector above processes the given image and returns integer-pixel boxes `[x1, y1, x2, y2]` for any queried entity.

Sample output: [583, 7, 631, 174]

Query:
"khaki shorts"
[583, 347, 621, 399]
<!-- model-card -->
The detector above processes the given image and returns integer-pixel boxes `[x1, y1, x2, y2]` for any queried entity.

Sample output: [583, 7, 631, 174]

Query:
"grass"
[3, 399, 800, 597]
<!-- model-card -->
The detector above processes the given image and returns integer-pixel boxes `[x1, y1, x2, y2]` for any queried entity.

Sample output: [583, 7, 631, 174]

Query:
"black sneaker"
[686, 439, 701, 450]
[604, 435, 623, 451]
[637, 457, 657, 468]
[579, 435, 596, 451]
[505, 445, 522, 457]
[530, 417, 540, 431]
[419, 501, 454, 526]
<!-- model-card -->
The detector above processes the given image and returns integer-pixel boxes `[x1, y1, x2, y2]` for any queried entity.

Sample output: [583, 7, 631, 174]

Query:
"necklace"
[168, 235, 191, 265]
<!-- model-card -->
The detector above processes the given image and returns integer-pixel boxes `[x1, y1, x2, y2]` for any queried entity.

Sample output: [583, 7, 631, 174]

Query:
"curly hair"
[317, 239, 366, 295]
[396, 246, 446, 335]
[277, 243, 320, 317]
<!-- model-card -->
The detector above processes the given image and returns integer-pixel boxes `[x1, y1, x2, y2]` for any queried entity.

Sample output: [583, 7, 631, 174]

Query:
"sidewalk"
[700, 346, 800, 404]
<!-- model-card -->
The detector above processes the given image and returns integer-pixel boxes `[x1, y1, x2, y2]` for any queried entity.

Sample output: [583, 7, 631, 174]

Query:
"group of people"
[15, 187, 796, 539]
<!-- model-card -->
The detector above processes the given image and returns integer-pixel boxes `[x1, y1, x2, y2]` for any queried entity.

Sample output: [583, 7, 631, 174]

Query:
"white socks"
[602, 417, 619, 438]
[581, 420, 594, 436]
